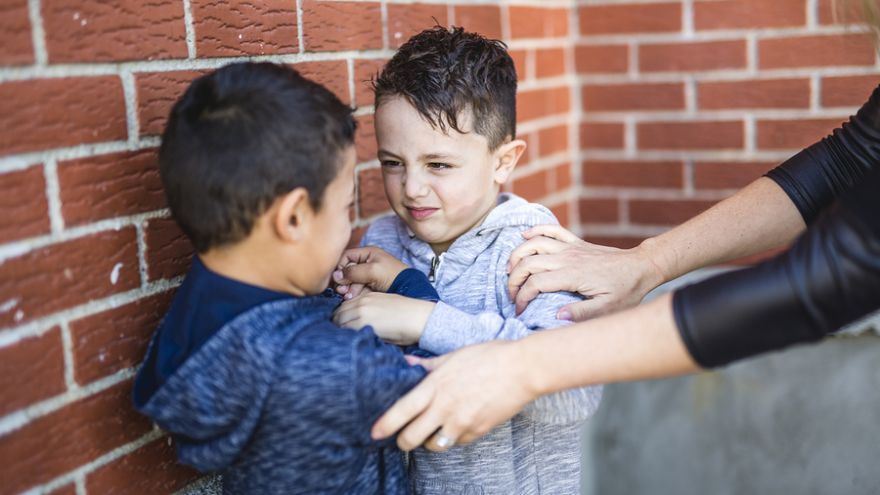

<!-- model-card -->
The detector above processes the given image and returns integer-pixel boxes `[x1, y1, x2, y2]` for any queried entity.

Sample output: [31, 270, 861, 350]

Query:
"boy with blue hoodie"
[132, 62, 438, 494]
[332, 27, 603, 494]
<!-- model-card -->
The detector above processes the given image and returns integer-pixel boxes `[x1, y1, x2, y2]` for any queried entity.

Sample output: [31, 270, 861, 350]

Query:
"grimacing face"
[375, 96, 511, 254]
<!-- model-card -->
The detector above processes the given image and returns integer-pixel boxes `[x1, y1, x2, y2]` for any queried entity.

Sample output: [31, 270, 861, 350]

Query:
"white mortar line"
[42, 159, 65, 234]
[0, 367, 137, 436]
[810, 74, 822, 112]
[26, 0, 48, 66]
[75, 477, 86, 495]
[628, 41, 639, 79]
[746, 33, 758, 74]
[120, 70, 141, 144]
[574, 23, 870, 44]
[682, 0, 694, 38]
[59, 322, 76, 390]
[24, 428, 165, 495]
[182, 0, 197, 59]
[0, 277, 183, 349]
[683, 158, 694, 196]
[684, 75, 696, 113]
[296, 0, 305, 53]
[806, 0, 819, 29]
[580, 224, 669, 238]
[579, 148, 800, 162]
[381, 0, 390, 50]
[0, 209, 169, 263]
[347, 58, 356, 106]
[0, 138, 161, 173]
[500, 3, 511, 42]
[135, 222, 149, 289]
[624, 116, 637, 157]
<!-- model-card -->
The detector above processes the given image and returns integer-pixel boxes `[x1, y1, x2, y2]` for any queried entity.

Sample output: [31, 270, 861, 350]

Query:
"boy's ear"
[273, 187, 313, 243]
[492, 139, 527, 185]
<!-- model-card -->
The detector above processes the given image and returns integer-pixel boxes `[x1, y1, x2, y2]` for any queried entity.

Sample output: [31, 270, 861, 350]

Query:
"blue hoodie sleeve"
[351, 327, 428, 447]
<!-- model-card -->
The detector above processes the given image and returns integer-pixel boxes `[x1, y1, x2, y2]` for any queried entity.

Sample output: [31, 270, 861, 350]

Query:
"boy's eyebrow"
[377, 149, 459, 161]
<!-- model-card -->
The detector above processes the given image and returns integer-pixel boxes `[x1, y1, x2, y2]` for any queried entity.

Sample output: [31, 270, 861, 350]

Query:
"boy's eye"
[380, 160, 401, 168]
[428, 162, 452, 170]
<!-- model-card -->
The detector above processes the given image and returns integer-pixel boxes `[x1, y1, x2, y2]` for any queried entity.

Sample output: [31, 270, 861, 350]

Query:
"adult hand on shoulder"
[332, 292, 434, 346]
[372, 340, 538, 452]
[333, 246, 409, 299]
[507, 225, 665, 321]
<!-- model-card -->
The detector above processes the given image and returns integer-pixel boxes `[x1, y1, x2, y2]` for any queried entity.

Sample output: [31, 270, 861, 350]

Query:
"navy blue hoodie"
[133, 258, 433, 494]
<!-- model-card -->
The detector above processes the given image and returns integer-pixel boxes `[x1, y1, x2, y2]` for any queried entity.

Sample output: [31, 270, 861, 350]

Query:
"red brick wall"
[1, 0, 877, 493]
[0, 1, 574, 493]
[576, 0, 879, 249]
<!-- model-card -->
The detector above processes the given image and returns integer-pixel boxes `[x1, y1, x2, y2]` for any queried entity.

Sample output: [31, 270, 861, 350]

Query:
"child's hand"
[332, 292, 434, 346]
[333, 247, 409, 299]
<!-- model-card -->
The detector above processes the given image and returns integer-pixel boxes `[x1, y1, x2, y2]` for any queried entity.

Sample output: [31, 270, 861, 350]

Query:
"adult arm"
[375, 168, 880, 449]
[510, 84, 880, 320]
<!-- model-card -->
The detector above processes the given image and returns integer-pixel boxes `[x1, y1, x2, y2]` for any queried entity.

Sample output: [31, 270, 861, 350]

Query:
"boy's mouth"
[406, 206, 439, 220]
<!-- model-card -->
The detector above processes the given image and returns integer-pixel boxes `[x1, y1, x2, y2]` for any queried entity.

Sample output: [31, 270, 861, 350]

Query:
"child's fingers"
[407, 354, 448, 371]
[342, 263, 381, 286]
[347, 283, 367, 299]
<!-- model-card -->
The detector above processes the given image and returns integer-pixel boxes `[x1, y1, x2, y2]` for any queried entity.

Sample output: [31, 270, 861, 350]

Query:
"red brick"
[0, 380, 152, 494]
[579, 198, 619, 223]
[757, 118, 845, 150]
[510, 49, 528, 81]
[388, 3, 448, 48]
[70, 291, 174, 385]
[638, 121, 744, 150]
[694, 0, 806, 30]
[580, 122, 625, 149]
[694, 161, 775, 190]
[640, 40, 747, 72]
[0, 77, 126, 155]
[358, 168, 390, 218]
[583, 160, 683, 189]
[583, 234, 644, 249]
[535, 47, 567, 79]
[453, 4, 503, 40]
[87, 437, 200, 494]
[145, 217, 194, 281]
[538, 124, 569, 157]
[43, 0, 186, 63]
[355, 114, 378, 163]
[579, 3, 681, 35]
[348, 226, 367, 249]
[549, 201, 571, 227]
[192, 0, 297, 57]
[0, 0, 33, 65]
[0, 328, 65, 417]
[759, 34, 875, 69]
[136, 71, 204, 137]
[294, 60, 350, 105]
[302, 0, 382, 52]
[59, 149, 165, 226]
[553, 163, 573, 191]
[509, 7, 569, 39]
[512, 168, 551, 202]
[517, 86, 570, 122]
[819, 0, 868, 24]
[354, 59, 387, 107]
[0, 229, 139, 327]
[583, 83, 684, 112]
[575, 44, 629, 74]
[0, 166, 49, 243]
[698, 78, 811, 110]
[822, 75, 880, 107]
[630, 199, 718, 225]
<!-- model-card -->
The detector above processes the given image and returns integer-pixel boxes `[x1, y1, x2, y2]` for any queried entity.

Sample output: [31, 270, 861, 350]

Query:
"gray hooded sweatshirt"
[361, 192, 603, 495]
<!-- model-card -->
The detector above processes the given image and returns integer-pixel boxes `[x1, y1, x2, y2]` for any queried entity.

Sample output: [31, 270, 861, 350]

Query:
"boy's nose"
[403, 173, 429, 199]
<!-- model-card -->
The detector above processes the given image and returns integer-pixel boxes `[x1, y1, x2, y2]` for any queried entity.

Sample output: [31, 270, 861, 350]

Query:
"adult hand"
[507, 225, 665, 321]
[371, 340, 539, 452]
[333, 246, 409, 300]
[332, 292, 434, 345]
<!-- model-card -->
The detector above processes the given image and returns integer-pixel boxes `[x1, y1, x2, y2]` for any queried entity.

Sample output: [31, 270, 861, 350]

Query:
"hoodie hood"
[134, 297, 339, 471]
[392, 192, 558, 281]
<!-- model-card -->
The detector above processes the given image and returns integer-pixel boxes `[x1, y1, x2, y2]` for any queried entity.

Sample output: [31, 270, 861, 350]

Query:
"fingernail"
[332, 270, 343, 282]
[344, 293, 352, 300]
[558, 309, 572, 321]
[371, 428, 384, 440]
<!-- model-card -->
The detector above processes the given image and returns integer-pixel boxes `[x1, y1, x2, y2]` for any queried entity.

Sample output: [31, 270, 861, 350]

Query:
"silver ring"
[434, 432, 456, 449]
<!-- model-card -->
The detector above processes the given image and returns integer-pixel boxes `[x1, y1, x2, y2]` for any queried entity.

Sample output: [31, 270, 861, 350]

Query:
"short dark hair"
[159, 62, 356, 253]
[374, 26, 517, 150]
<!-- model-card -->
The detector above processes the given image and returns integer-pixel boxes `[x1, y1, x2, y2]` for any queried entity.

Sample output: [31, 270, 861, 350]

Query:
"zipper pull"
[428, 255, 440, 282]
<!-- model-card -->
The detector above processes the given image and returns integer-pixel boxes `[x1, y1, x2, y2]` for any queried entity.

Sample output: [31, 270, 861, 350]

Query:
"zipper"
[427, 253, 444, 282]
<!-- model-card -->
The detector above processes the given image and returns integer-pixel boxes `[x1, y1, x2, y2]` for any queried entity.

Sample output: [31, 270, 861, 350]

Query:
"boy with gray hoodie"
[332, 27, 603, 495]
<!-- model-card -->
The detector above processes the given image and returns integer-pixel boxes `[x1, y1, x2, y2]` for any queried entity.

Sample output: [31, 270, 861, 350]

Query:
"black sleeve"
[673, 165, 880, 368]
[766, 83, 880, 224]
